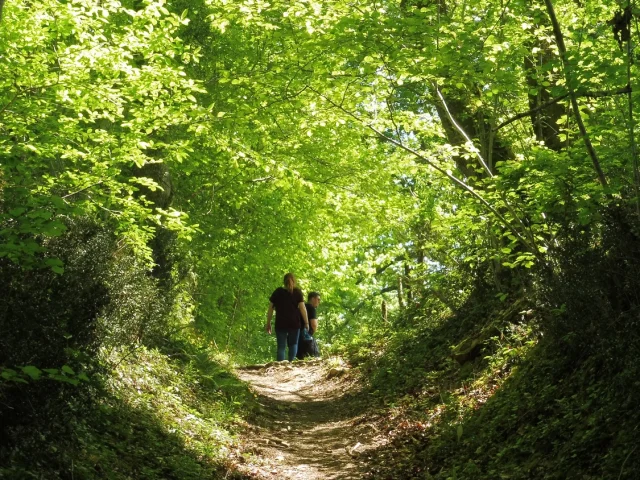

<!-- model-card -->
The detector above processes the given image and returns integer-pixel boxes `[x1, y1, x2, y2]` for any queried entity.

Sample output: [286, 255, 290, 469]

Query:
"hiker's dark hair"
[308, 291, 320, 302]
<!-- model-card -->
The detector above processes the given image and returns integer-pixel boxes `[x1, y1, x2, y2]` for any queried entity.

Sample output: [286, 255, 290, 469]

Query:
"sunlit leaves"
[0, 0, 202, 269]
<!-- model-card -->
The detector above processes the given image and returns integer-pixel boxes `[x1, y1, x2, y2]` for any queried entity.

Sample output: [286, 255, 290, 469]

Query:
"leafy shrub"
[0, 216, 194, 477]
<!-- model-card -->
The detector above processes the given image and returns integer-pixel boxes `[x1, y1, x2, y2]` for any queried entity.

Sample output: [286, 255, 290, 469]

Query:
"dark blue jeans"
[275, 328, 299, 361]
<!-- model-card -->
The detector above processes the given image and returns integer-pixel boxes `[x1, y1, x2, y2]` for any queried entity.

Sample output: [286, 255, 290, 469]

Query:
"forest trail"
[234, 360, 384, 480]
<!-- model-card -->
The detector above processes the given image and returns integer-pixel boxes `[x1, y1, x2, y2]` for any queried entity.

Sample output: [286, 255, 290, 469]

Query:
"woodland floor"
[234, 359, 385, 480]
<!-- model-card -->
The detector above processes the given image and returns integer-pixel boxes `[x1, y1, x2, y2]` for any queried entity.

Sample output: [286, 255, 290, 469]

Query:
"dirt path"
[234, 359, 383, 480]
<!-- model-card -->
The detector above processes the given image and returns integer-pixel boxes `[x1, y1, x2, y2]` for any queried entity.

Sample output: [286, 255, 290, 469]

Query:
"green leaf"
[1, 369, 17, 380]
[21, 365, 42, 380]
[24, 144, 40, 154]
[46, 258, 65, 275]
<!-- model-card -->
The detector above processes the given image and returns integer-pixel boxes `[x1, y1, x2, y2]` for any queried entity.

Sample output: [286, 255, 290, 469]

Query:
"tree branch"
[437, 87, 541, 252]
[494, 86, 631, 132]
[437, 88, 494, 178]
[625, 7, 640, 214]
[495, 92, 570, 131]
[62, 181, 104, 199]
[309, 86, 540, 257]
[543, 0, 608, 187]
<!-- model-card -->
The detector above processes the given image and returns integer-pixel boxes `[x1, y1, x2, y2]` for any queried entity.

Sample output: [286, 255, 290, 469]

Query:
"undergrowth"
[1, 344, 255, 480]
[351, 293, 640, 479]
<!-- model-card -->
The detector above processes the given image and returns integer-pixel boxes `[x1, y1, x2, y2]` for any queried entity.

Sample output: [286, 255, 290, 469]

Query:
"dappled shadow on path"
[235, 360, 384, 480]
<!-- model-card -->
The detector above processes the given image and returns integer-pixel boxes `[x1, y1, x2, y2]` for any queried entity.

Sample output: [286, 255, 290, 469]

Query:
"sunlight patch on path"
[235, 360, 383, 480]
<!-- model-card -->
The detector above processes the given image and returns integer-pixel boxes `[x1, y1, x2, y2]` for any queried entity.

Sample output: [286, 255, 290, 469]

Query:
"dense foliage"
[2, 0, 640, 477]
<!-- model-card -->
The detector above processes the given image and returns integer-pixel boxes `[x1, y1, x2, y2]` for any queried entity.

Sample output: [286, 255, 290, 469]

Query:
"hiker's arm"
[265, 303, 274, 334]
[310, 318, 318, 333]
[298, 302, 309, 330]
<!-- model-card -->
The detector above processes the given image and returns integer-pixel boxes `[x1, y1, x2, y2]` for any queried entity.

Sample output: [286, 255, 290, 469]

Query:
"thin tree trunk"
[543, 0, 609, 187]
[626, 5, 639, 214]
[226, 294, 240, 348]
[404, 264, 412, 302]
[246, 297, 251, 349]
[523, 49, 566, 151]
[397, 276, 404, 310]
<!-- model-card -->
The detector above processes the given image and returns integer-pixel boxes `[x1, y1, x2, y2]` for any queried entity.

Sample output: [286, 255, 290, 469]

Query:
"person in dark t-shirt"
[265, 273, 309, 361]
[296, 291, 321, 359]
[305, 291, 320, 336]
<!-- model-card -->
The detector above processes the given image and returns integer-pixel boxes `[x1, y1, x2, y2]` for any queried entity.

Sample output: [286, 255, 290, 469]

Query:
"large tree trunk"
[524, 50, 566, 151]
[434, 94, 513, 178]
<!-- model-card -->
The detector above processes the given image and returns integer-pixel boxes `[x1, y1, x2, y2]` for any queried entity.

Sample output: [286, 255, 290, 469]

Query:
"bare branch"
[436, 87, 540, 251]
[309, 86, 540, 257]
[250, 176, 275, 183]
[495, 92, 570, 131]
[494, 86, 631, 132]
[386, 93, 402, 141]
[543, 0, 608, 187]
[583, 86, 633, 98]
[62, 181, 104, 199]
[436, 88, 494, 178]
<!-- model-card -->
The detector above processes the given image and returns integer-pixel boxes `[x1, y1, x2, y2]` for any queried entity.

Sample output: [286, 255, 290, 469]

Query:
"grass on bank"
[1, 344, 257, 480]
[345, 296, 640, 480]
